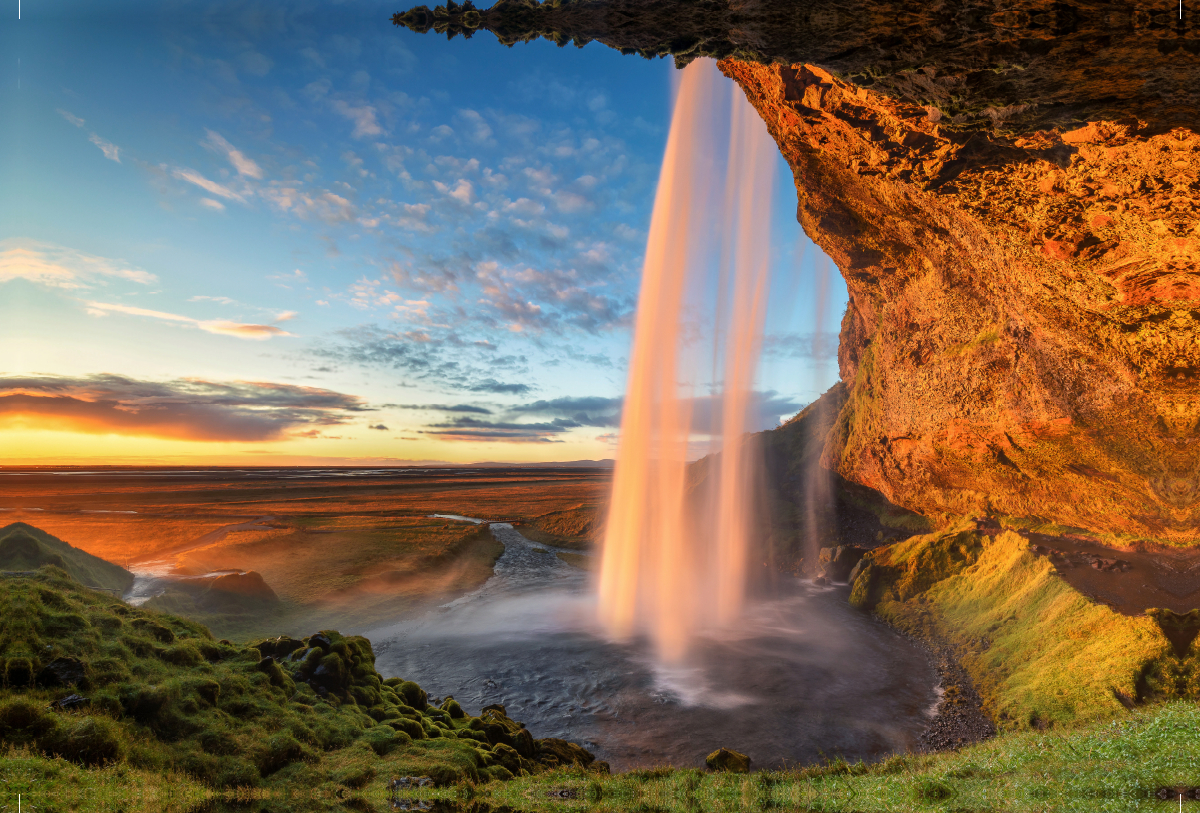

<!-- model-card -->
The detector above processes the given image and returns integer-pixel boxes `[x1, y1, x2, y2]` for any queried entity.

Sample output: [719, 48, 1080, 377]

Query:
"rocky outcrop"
[722, 58, 1200, 544]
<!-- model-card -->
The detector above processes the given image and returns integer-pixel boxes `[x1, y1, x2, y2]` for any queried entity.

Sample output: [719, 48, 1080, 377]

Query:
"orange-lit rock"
[722, 59, 1200, 544]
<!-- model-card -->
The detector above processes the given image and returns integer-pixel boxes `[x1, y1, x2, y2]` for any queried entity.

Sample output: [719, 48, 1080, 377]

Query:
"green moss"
[853, 528, 1165, 729]
[0, 565, 600, 803]
[0, 524, 133, 594]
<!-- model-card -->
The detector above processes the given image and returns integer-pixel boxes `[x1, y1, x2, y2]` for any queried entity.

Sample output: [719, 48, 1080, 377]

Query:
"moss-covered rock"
[706, 747, 751, 773]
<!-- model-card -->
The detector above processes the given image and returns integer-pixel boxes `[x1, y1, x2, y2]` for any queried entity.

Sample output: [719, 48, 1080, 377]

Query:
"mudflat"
[0, 467, 609, 638]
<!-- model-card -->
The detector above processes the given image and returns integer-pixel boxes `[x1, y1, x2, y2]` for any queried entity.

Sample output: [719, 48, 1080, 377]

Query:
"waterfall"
[598, 58, 777, 663]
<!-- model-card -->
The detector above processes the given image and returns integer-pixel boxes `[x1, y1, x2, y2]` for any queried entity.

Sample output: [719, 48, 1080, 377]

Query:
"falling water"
[598, 59, 778, 663]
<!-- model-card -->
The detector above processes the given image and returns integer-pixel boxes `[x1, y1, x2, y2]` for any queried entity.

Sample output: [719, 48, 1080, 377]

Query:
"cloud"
[455, 109, 492, 143]
[57, 109, 85, 127]
[261, 186, 353, 223]
[421, 415, 574, 443]
[0, 374, 369, 442]
[468, 379, 531, 395]
[312, 326, 530, 395]
[393, 403, 493, 415]
[508, 395, 621, 427]
[368, 423, 389, 430]
[202, 321, 291, 340]
[89, 134, 120, 162]
[331, 100, 383, 138]
[199, 198, 226, 211]
[0, 241, 156, 289]
[433, 179, 474, 205]
[204, 130, 264, 179]
[172, 167, 246, 202]
[761, 332, 840, 361]
[85, 301, 294, 340]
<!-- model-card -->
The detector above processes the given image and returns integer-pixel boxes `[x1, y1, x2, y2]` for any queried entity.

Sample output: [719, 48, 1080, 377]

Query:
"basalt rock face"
[722, 58, 1200, 544]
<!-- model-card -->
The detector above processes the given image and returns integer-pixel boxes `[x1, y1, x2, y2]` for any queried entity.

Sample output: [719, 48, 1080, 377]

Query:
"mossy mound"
[0, 523, 132, 594]
[850, 527, 1168, 729]
[0, 566, 605, 796]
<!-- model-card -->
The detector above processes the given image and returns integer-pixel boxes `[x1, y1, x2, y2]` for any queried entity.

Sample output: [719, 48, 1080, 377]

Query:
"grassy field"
[389, 701, 1198, 812]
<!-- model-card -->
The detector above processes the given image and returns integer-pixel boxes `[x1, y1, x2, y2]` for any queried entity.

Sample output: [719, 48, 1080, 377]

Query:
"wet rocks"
[50, 693, 89, 710]
[1029, 544, 1132, 573]
[919, 643, 996, 752]
[37, 657, 85, 688]
[389, 776, 433, 790]
[705, 747, 751, 773]
[819, 545, 868, 582]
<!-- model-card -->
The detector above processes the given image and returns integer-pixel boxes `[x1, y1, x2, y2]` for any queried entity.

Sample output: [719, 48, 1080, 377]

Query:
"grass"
[0, 524, 132, 594]
[517, 504, 603, 551]
[392, 702, 1200, 812]
[0, 565, 606, 811]
[851, 526, 1167, 728]
[0, 746, 212, 813]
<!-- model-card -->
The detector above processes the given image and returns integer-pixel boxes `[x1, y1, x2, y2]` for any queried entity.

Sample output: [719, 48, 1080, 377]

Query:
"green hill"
[0, 522, 134, 594]
[0, 564, 604, 808]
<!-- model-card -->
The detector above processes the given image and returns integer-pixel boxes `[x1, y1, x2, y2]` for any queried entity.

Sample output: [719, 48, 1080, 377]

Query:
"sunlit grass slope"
[0, 523, 133, 594]
[851, 527, 1167, 728]
[0, 567, 604, 811]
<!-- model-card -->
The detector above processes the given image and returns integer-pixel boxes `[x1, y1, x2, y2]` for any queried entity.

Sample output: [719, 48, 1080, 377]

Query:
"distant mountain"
[0, 523, 133, 594]
[471, 460, 614, 469]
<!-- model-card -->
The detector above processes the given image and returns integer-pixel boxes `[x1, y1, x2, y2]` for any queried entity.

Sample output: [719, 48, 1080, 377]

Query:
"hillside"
[0, 564, 605, 809]
[0, 522, 133, 594]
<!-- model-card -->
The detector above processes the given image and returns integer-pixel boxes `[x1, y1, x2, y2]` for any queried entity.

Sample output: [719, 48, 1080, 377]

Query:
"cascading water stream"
[598, 59, 778, 663]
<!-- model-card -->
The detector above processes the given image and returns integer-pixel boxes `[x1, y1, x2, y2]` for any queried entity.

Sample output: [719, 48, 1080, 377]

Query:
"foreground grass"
[0, 747, 211, 813]
[393, 702, 1199, 813]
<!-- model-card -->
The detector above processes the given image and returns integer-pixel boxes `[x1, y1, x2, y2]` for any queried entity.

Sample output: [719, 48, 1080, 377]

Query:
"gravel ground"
[916, 640, 997, 751]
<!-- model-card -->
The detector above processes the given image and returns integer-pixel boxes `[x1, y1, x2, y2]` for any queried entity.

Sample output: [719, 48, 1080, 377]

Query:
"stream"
[368, 522, 940, 771]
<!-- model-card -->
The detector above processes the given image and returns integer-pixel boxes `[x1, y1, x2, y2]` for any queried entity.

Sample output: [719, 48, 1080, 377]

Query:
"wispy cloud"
[0, 241, 156, 289]
[394, 403, 493, 415]
[762, 332, 840, 361]
[311, 325, 531, 394]
[57, 109, 85, 128]
[331, 100, 383, 138]
[171, 167, 246, 202]
[204, 130, 264, 179]
[89, 133, 121, 162]
[421, 415, 573, 443]
[0, 374, 368, 442]
[85, 300, 294, 341]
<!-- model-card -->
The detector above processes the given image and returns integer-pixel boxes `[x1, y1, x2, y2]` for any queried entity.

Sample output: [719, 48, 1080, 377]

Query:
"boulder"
[818, 545, 868, 582]
[706, 747, 751, 773]
[37, 657, 86, 688]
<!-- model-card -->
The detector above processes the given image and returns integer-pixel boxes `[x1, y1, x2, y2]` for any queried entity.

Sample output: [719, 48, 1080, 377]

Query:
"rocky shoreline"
[912, 637, 996, 751]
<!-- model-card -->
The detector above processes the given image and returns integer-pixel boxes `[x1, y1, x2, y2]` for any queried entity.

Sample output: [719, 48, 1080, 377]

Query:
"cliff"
[721, 58, 1200, 544]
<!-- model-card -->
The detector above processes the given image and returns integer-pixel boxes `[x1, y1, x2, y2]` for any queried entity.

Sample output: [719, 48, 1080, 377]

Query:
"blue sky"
[0, 0, 845, 464]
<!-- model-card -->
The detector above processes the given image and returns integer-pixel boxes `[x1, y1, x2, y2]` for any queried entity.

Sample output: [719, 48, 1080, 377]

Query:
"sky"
[0, 0, 846, 465]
